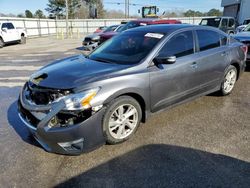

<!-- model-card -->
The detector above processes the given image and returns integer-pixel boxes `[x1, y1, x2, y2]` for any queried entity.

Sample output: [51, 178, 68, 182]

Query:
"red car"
[99, 18, 182, 44]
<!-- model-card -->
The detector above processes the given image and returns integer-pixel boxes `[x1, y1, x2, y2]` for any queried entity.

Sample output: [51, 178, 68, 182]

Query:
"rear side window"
[7, 23, 14, 29]
[159, 31, 194, 58]
[228, 19, 235, 27]
[221, 19, 228, 27]
[197, 30, 221, 51]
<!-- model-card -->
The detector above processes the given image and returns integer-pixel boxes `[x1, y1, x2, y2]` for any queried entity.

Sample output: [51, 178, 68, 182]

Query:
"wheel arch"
[230, 61, 240, 80]
[103, 90, 148, 123]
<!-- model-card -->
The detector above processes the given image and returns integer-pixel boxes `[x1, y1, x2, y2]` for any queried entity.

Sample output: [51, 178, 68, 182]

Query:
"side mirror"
[2, 27, 7, 32]
[154, 56, 176, 64]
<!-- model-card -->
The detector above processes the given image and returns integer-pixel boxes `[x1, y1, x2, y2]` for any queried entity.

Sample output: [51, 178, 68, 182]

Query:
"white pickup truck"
[0, 22, 27, 48]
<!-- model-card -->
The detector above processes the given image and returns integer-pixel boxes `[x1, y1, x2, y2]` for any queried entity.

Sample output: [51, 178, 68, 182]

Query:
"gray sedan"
[18, 24, 246, 155]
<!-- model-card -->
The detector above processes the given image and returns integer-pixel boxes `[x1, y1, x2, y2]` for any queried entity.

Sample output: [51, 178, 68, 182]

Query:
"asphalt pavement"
[0, 37, 249, 188]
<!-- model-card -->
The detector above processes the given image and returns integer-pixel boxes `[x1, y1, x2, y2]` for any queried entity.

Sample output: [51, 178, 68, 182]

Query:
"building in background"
[222, 0, 250, 24]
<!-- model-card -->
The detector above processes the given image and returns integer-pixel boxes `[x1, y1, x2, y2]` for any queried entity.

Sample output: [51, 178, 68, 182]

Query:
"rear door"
[7, 23, 19, 41]
[220, 18, 228, 33]
[150, 30, 201, 112]
[1, 23, 12, 42]
[228, 18, 236, 33]
[194, 29, 229, 91]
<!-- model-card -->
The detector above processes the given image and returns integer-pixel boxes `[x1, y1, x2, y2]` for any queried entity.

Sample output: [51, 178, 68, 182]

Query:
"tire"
[20, 35, 26, 44]
[220, 65, 237, 96]
[103, 96, 142, 144]
[0, 38, 4, 48]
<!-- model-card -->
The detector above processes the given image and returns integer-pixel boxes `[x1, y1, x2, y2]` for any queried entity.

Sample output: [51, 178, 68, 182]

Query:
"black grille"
[84, 37, 92, 42]
[18, 100, 40, 127]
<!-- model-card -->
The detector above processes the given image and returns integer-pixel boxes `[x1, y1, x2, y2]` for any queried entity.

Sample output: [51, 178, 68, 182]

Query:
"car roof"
[125, 24, 194, 34]
[131, 18, 180, 24]
[125, 24, 225, 35]
[202, 17, 235, 19]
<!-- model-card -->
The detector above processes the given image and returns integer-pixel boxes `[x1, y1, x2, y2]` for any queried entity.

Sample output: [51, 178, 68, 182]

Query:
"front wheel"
[103, 96, 142, 144]
[220, 65, 237, 96]
[0, 38, 4, 48]
[20, 35, 26, 44]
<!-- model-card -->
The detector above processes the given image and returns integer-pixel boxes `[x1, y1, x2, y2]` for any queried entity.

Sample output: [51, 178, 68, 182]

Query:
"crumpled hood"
[30, 55, 130, 89]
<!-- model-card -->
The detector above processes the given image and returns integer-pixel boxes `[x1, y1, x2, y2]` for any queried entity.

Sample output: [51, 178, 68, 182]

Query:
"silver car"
[18, 25, 246, 155]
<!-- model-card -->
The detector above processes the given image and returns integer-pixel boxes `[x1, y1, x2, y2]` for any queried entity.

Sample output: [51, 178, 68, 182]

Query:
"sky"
[0, 0, 223, 15]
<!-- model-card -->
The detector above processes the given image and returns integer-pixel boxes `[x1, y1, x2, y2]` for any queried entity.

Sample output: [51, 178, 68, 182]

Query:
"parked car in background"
[236, 18, 250, 33]
[0, 22, 27, 48]
[82, 24, 122, 51]
[18, 24, 246, 155]
[199, 17, 236, 34]
[94, 26, 108, 33]
[99, 18, 182, 44]
[233, 24, 250, 61]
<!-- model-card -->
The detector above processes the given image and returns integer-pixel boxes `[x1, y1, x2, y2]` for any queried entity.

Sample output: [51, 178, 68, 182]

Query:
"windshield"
[88, 31, 165, 65]
[104, 25, 118, 33]
[118, 21, 143, 32]
[200, 18, 221, 27]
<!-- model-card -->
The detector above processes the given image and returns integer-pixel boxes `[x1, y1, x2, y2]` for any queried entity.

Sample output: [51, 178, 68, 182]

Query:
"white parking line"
[22, 54, 51, 57]
[64, 52, 76, 55]
[0, 77, 29, 81]
[0, 65, 42, 71]
[0, 82, 25, 87]
[11, 59, 40, 62]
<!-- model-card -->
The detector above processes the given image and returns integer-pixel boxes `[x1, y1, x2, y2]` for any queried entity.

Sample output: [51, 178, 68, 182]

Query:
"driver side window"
[159, 31, 194, 58]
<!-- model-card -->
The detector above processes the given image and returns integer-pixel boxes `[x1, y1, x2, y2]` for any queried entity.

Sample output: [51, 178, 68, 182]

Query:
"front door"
[150, 30, 200, 112]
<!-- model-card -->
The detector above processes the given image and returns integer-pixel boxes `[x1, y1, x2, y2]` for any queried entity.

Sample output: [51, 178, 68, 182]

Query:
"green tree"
[184, 9, 204, 17]
[25, 10, 33, 18]
[68, 0, 81, 18]
[206, 9, 222, 16]
[34, 9, 46, 18]
[45, 0, 65, 18]
[45, 0, 105, 19]
[17, 13, 25, 18]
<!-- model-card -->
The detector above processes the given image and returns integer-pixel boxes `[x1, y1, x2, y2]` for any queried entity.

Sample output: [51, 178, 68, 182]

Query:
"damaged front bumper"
[18, 83, 106, 155]
[82, 40, 99, 51]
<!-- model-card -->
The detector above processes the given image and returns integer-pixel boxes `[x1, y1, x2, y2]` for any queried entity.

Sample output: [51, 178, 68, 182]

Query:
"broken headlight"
[63, 88, 100, 111]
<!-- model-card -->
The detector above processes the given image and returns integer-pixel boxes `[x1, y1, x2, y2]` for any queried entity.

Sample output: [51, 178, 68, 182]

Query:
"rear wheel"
[220, 65, 237, 96]
[20, 35, 26, 44]
[103, 96, 142, 144]
[0, 38, 4, 48]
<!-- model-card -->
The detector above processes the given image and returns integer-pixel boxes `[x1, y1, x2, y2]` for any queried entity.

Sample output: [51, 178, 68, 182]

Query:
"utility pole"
[65, 0, 69, 38]
[125, 0, 127, 18]
[128, 0, 130, 18]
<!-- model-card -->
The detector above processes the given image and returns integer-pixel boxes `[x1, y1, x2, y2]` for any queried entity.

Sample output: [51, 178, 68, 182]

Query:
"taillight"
[241, 45, 248, 53]
[241, 45, 248, 60]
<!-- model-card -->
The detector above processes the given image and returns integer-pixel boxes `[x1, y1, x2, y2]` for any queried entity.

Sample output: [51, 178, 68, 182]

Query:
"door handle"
[190, 62, 198, 69]
[221, 52, 227, 56]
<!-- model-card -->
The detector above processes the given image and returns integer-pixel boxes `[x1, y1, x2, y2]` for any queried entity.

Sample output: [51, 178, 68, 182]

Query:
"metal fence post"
[47, 20, 50, 35]
[86, 20, 89, 34]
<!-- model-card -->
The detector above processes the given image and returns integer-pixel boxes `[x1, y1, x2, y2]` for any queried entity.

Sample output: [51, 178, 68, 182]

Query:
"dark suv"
[18, 25, 246, 155]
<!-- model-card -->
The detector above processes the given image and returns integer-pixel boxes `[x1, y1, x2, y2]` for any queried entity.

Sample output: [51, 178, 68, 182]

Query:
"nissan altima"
[18, 25, 247, 155]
